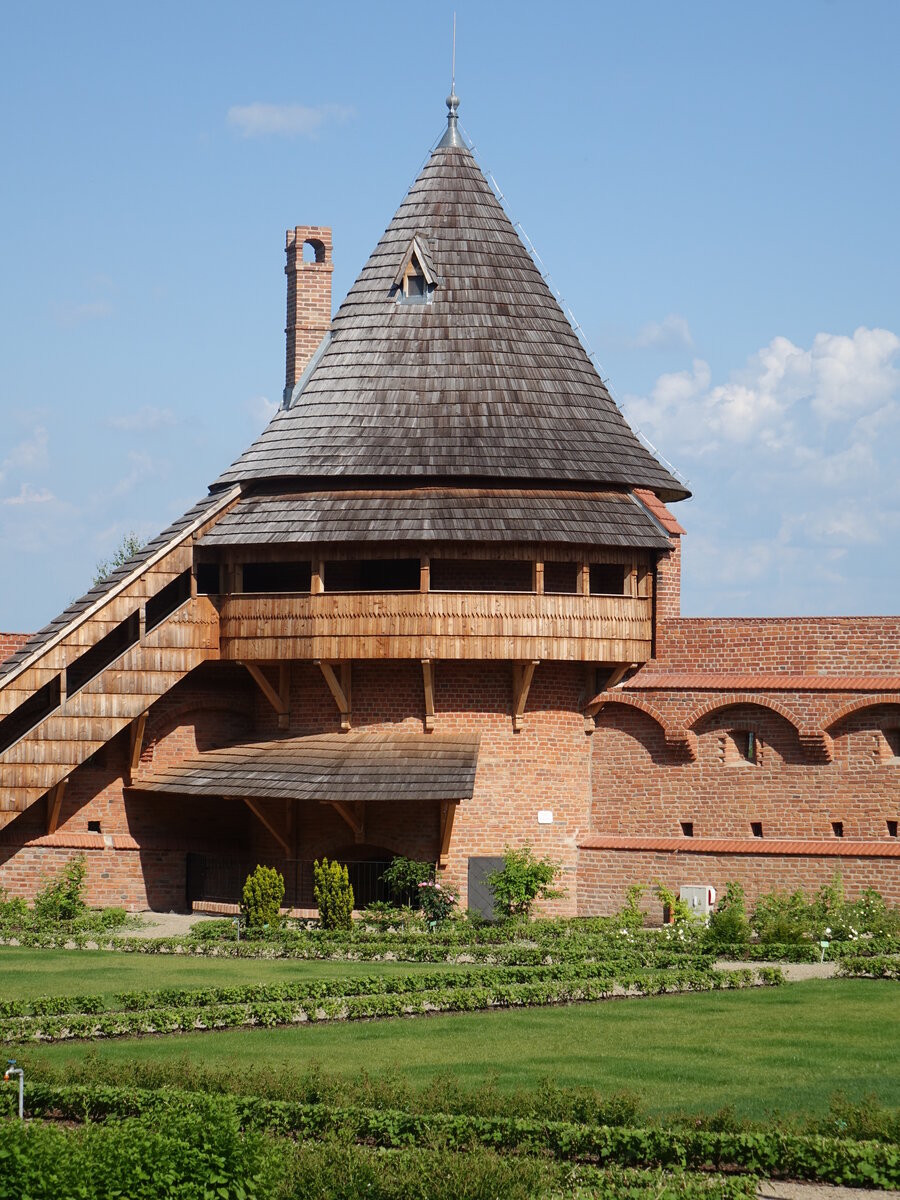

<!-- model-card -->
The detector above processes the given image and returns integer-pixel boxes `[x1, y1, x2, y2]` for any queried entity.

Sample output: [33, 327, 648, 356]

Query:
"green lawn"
[0, 947, 455, 1002]
[15, 980, 899, 1120]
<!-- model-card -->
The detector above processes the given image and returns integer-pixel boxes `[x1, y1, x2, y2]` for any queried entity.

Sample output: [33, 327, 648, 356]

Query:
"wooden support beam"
[126, 711, 148, 784]
[511, 660, 539, 732]
[46, 779, 67, 835]
[578, 563, 590, 596]
[277, 662, 291, 730]
[420, 555, 430, 593]
[310, 558, 325, 594]
[421, 659, 435, 732]
[439, 800, 457, 868]
[241, 796, 291, 854]
[317, 661, 351, 731]
[243, 662, 289, 727]
[532, 560, 544, 594]
[328, 800, 365, 842]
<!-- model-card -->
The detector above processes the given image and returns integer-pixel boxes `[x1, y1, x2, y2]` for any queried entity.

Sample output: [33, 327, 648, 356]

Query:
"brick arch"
[589, 694, 697, 761]
[146, 698, 253, 758]
[685, 695, 832, 762]
[825, 694, 900, 731]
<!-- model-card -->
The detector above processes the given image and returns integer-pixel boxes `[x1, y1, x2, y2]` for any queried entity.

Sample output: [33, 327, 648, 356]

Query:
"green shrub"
[488, 845, 565, 919]
[751, 888, 812, 943]
[241, 864, 285, 930]
[654, 884, 695, 926]
[314, 858, 354, 931]
[32, 855, 88, 923]
[705, 882, 750, 949]
[381, 856, 434, 906]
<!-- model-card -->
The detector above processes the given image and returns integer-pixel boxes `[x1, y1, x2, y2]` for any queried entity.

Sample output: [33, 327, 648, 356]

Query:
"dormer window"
[392, 235, 438, 304]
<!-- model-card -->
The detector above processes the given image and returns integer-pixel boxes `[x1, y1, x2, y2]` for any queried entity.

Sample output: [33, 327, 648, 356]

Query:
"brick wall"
[656, 616, 900, 673]
[1, 616, 896, 913]
[591, 699, 900, 841]
[0, 659, 594, 913]
[0, 633, 31, 663]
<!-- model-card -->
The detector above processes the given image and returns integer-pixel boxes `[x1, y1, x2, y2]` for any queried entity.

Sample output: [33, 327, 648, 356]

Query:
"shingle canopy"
[198, 488, 671, 550]
[214, 136, 688, 501]
[131, 731, 479, 803]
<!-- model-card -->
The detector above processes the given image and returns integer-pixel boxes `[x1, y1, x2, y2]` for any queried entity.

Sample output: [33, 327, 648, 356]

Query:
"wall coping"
[578, 835, 900, 858]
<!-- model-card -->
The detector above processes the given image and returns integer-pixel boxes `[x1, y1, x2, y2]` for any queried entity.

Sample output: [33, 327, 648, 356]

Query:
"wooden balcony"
[216, 590, 653, 663]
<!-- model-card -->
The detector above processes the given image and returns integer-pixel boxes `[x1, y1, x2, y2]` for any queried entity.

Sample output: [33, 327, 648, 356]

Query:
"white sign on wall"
[537, 810, 553, 825]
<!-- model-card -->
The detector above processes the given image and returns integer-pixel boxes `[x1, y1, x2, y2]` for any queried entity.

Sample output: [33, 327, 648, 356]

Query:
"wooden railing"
[217, 591, 653, 663]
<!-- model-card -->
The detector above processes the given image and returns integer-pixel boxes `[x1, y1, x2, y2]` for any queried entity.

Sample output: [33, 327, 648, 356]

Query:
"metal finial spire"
[437, 14, 463, 148]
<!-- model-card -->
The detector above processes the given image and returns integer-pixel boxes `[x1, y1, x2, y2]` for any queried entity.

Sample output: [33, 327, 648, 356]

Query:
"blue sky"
[1, 0, 898, 631]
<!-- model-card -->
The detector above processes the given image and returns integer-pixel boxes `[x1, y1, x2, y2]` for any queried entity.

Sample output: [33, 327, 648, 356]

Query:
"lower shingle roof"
[129, 731, 480, 803]
[198, 488, 671, 550]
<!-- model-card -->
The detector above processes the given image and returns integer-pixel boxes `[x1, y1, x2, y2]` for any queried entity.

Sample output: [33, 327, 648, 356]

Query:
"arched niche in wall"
[687, 698, 810, 767]
[826, 697, 900, 767]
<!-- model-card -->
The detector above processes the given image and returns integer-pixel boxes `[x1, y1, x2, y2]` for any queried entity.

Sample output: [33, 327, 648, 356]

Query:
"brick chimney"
[284, 225, 333, 403]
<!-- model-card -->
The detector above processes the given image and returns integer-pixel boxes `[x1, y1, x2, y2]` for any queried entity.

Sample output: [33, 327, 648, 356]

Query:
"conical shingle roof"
[215, 117, 688, 502]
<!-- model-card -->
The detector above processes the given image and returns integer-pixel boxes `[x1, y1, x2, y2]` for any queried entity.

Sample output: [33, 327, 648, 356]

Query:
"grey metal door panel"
[467, 856, 505, 920]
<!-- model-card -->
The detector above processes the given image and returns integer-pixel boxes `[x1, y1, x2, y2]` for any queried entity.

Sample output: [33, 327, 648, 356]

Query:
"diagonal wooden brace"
[327, 800, 365, 843]
[316, 661, 351, 731]
[511, 660, 539, 732]
[243, 662, 290, 729]
[421, 659, 435, 732]
[46, 778, 67, 835]
[240, 796, 291, 854]
[439, 800, 457, 868]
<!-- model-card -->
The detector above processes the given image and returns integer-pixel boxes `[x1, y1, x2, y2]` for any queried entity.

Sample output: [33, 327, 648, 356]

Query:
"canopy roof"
[215, 105, 688, 502]
[130, 731, 479, 803]
[198, 488, 671, 550]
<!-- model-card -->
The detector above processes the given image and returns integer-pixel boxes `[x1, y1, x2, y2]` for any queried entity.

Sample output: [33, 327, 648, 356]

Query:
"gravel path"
[758, 1185, 899, 1200]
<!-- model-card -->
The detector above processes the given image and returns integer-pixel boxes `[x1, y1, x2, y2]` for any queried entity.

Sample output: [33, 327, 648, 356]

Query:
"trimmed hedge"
[0, 967, 779, 1044]
[835, 955, 900, 979]
[4, 1083, 899, 1188]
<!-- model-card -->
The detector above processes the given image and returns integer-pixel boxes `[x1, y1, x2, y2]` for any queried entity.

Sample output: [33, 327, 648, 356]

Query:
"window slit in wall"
[0, 675, 62, 754]
[887, 820, 898, 837]
[66, 612, 140, 696]
[195, 563, 221, 595]
[734, 730, 757, 764]
[680, 820, 694, 838]
[240, 561, 312, 593]
[589, 564, 627, 595]
[145, 570, 192, 632]
[324, 559, 419, 592]
[831, 821, 844, 838]
[751, 821, 763, 838]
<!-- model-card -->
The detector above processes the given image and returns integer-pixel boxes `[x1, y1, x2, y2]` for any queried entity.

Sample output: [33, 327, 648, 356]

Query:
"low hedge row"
[6, 1083, 898, 1187]
[2, 962, 775, 1021]
[835, 955, 900, 979]
[2, 926, 895, 962]
[0, 969, 778, 1043]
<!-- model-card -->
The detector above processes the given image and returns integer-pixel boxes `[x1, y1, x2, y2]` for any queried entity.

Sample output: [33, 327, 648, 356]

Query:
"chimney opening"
[303, 238, 325, 264]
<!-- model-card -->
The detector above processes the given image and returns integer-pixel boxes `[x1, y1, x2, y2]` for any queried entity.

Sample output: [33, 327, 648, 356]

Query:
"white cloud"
[2, 484, 55, 506]
[227, 102, 354, 139]
[52, 299, 113, 328]
[630, 325, 900, 615]
[625, 325, 900, 462]
[247, 395, 278, 425]
[630, 314, 693, 350]
[107, 406, 177, 432]
[0, 426, 49, 482]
